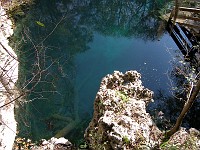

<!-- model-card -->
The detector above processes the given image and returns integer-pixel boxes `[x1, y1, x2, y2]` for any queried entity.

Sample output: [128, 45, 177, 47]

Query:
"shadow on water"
[11, 0, 175, 144]
[147, 49, 200, 131]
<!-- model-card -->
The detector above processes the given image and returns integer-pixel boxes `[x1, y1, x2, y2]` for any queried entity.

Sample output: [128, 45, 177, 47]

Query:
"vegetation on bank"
[1, 0, 33, 26]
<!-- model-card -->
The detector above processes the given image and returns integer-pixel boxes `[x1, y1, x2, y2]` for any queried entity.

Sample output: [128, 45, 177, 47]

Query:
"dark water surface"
[76, 33, 176, 115]
[13, 0, 178, 143]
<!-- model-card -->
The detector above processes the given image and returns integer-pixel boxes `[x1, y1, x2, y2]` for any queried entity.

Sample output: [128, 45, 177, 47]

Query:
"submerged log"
[55, 120, 79, 138]
[51, 114, 73, 122]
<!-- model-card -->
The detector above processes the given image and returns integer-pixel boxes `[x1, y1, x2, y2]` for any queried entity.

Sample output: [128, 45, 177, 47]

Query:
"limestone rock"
[84, 71, 162, 150]
[163, 127, 200, 150]
[0, 5, 18, 150]
[31, 137, 73, 150]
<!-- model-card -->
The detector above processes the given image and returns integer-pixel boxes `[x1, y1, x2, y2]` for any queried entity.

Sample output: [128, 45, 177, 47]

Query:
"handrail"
[177, 15, 200, 22]
[178, 7, 200, 13]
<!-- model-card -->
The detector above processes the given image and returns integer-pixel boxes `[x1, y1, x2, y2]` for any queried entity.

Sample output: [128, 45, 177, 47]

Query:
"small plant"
[78, 141, 89, 149]
[122, 136, 130, 144]
[116, 91, 129, 102]
[14, 138, 35, 149]
[160, 140, 179, 150]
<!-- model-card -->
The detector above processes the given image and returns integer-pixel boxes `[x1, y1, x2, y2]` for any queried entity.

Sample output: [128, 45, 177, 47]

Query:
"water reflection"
[13, 0, 173, 143]
[148, 51, 200, 130]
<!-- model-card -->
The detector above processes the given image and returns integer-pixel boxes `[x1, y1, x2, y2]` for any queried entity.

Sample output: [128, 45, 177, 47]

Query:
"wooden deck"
[167, 7, 200, 36]
[165, 6, 200, 71]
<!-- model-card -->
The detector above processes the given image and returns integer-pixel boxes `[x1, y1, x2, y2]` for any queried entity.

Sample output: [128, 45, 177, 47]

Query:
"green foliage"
[5, 0, 33, 22]
[181, 0, 199, 7]
[160, 140, 179, 150]
[158, 1, 174, 18]
[122, 136, 130, 144]
[14, 138, 36, 149]
[78, 142, 88, 149]
[159, 135, 199, 150]
[116, 91, 129, 102]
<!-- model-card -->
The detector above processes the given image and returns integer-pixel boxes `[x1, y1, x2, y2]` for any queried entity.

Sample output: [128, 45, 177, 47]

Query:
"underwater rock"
[84, 71, 162, 149]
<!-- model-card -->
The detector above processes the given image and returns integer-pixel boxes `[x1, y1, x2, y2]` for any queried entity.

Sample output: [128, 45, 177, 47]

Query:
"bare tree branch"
[166, 78, 200, 137]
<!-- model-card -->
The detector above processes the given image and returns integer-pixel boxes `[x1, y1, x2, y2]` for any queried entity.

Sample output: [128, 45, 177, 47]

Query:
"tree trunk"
[173, 0, 179, 25]
[166, 78, 200, 137]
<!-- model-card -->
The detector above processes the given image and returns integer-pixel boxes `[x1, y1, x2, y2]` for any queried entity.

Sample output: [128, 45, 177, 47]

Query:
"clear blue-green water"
[13, 0, 178, 143]
[76, 33, 176, 115]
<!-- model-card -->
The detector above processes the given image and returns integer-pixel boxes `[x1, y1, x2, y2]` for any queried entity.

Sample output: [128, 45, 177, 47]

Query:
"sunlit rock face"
[0, 6, 18, 150]
[85, 71, 162, 150]
[30, 137, 73, 150]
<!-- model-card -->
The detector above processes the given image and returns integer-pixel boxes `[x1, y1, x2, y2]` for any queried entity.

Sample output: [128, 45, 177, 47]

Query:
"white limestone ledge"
[0, 5, 18, 150]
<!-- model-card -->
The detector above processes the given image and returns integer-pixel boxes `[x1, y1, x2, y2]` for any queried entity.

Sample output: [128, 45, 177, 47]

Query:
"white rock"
[0, 5, 18, 150]
[85, 71, 161, 150]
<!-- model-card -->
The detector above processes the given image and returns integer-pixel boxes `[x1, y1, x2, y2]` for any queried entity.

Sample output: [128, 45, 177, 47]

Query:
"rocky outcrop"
[84, 71, 162, 149]
[0, 5, 18, 150]
[84, 70, 200, 150]
[28, 137, 73, 150]
[163, 127, 200, 150]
